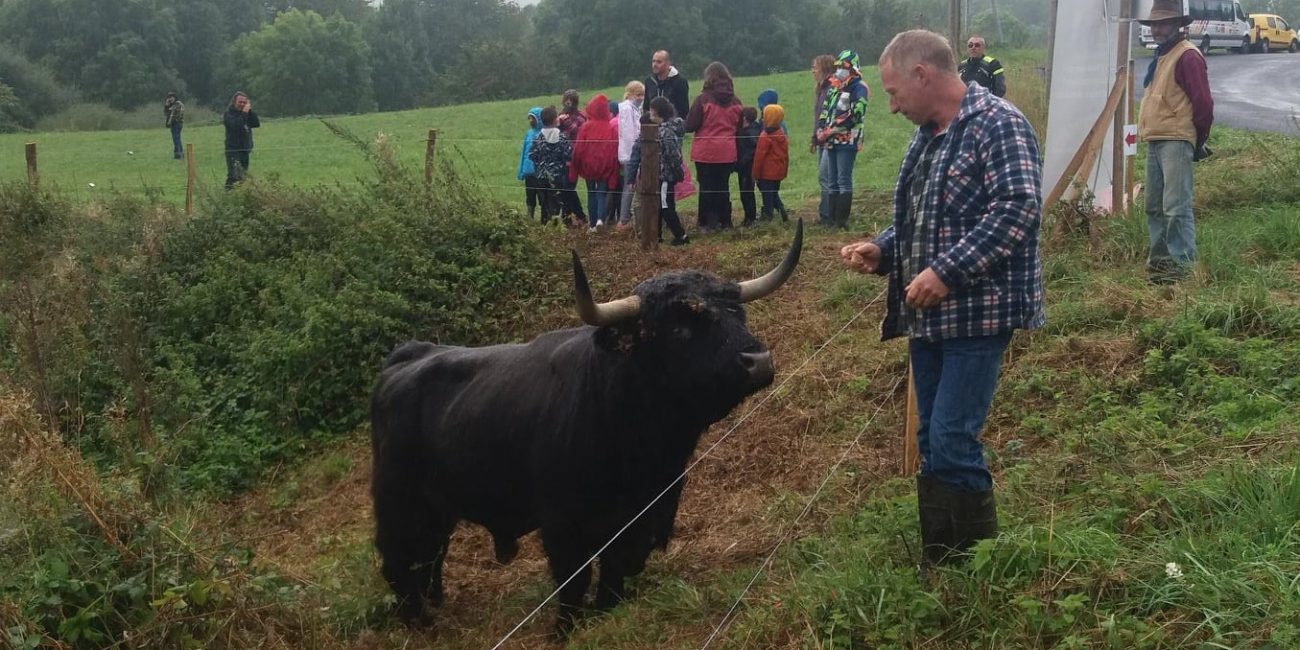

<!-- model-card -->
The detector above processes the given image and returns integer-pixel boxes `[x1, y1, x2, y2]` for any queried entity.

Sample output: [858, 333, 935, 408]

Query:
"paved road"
[1135, 50, 1300, 136]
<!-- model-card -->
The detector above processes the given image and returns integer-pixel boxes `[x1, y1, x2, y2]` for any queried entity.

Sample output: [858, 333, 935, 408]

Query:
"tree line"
[0, 0, 1078, 129]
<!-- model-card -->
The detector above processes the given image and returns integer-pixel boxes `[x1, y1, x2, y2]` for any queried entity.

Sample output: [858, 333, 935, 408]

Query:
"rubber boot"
[528, 205, 536, 222]
[835, 192, 853, 229]
[823, 193, 841, 227]
[917, 475, 998, 568]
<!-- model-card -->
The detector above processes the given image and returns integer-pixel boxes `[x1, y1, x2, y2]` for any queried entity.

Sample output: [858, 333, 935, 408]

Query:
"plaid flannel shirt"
[872, 83, 1045, 341]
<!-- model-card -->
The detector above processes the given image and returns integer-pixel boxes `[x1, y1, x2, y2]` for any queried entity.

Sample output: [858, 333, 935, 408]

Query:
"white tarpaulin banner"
[1043, 0, 1135, 205]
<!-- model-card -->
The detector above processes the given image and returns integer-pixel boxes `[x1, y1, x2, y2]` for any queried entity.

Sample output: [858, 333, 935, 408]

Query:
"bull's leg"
[541, 527, 593, 639]
[373, 479, 435, 623]
[593, 552, 629, 612]
[423, 514, 455, 607]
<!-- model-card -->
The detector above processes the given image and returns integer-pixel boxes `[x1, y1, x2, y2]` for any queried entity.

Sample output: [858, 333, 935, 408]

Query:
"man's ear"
[594, 318, 642, 353]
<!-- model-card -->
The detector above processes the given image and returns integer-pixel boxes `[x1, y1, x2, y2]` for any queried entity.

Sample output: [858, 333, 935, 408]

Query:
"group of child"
[516, 81, 790, 244]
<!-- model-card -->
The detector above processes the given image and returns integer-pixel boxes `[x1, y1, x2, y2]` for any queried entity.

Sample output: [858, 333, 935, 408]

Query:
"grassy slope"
[216, 119, 1298, 650]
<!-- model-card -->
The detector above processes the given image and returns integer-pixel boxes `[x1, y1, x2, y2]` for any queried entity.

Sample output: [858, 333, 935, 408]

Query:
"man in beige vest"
[1138, 0, 1214, 284]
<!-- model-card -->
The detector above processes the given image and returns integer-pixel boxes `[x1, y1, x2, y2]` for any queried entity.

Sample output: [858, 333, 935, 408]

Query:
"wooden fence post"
[636, 123, 660, 252]
[25, 142, 37, 187]
[424, 129, 438, 186]
[185, 143, 196, 216]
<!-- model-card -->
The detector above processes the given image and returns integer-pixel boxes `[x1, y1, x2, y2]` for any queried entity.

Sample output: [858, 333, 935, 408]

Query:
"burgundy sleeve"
[683, 96, 705, 133]
[1174, 51, 1214, 148]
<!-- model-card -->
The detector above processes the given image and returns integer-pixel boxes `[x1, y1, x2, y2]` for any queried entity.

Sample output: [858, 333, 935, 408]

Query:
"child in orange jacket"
[752, 104, 789, 222]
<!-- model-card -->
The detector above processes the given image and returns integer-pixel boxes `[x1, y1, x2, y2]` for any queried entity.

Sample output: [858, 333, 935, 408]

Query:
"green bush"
[0, 154, 554, 495]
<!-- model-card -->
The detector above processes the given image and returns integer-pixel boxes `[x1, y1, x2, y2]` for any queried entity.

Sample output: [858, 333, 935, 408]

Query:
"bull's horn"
[572, 250, 642, 326]
[738, 218, 804, 303]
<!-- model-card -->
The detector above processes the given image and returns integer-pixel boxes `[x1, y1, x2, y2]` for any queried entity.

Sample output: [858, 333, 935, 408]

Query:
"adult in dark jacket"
[685, 61, 744, 232]
[642, 50, 690, 124]
[223, 91, 260, 189]
[958, 36, 1007, 98]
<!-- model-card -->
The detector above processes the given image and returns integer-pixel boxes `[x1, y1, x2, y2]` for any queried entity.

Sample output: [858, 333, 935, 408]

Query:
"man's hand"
[815, 128, 830, 144]
[840, 241, 881, 274]
[904, 268, 949, 309]
[243, 101, 252, 113]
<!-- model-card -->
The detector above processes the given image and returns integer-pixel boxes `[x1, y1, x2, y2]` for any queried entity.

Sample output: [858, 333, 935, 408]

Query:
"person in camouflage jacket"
[528, 106, 572, 225]
[816, 50, 869, 228]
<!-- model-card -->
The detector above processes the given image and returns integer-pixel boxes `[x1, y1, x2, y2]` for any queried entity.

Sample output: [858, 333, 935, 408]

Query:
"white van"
[1138, 0, 1251, 53]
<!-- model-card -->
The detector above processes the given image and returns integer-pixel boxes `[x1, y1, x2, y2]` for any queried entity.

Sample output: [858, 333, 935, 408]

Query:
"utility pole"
[991, 0, 1004, 44]
[950, 0, 962, 51]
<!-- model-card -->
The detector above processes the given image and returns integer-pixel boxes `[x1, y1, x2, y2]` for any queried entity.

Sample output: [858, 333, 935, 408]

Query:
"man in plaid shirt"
[841, 30, 1044, 570]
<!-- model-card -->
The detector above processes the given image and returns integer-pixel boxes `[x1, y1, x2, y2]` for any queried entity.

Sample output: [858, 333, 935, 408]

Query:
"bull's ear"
[593, 318, 642, 352]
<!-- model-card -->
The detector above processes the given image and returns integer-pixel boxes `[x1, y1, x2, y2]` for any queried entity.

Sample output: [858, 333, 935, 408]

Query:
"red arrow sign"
[1125, 132, 1137, 146]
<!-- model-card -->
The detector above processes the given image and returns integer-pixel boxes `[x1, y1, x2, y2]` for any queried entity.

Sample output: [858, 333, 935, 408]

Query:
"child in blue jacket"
[517, 107, 544, 221]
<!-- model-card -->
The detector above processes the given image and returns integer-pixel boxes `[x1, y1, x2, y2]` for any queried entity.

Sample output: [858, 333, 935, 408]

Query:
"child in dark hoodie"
[628, 96, 689, 246]
[736, 106, 761, 227]
[517, 107, 544, 221]
[528, 106, 572, 225]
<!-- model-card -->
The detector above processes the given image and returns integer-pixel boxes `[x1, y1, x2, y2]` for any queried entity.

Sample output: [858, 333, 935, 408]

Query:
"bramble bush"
[0, 148, 554, 495]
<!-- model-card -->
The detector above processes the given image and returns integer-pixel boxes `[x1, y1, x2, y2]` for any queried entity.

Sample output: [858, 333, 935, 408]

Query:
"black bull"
[370, 222, 802, 633]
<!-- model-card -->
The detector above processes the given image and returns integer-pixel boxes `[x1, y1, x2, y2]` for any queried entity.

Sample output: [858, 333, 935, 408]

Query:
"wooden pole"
[636, 123, 660, 252]
[185, 143, 196, 216]
[1045, 74, 1127, 212]
[950, 0, 963, 52]
[902, 363, 920, 476]
[991, 0, 1004, 44]
[424, 129, 438, 186]
[1046, 0, 1059, 121]
[1127, 40, 1138, 201]
[25, 142, 37, 187]
[1111, 0, 1132, 225]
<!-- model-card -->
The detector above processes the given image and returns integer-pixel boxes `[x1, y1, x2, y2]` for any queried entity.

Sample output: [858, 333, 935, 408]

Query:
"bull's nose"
[739, 351, 775, 390]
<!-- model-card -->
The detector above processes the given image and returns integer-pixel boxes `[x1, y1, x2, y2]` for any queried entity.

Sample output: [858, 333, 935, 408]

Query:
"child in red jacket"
[569, 93, 620, 231]
[752, 104, 789, 222]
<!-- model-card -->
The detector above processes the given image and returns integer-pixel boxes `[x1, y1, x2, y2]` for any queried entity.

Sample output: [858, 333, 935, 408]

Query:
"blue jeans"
[825, 145, 857, 193]
[817, 148, 832, 221]
[170, 123, 183, 158]
[586, 180, 608, 226]
[1145, 140, 1197, 271]
[910, 332, 1012, 493]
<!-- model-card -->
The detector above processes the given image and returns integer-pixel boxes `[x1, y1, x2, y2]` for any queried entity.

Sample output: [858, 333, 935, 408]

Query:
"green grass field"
[3, 52, 1299, 650]
[0, 73, 912, 208]
[2, 56, 1055, 209]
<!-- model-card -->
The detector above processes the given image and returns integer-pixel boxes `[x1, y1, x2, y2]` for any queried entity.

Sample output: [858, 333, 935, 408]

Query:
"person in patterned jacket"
[164, 92, 184, 159]
[816, 49, 869, 228]
[840, 30, 1044, 572]
[528, 106, 572, 226]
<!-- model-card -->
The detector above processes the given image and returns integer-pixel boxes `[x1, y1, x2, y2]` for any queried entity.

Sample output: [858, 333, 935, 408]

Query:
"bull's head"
[572, 221, 803, 417]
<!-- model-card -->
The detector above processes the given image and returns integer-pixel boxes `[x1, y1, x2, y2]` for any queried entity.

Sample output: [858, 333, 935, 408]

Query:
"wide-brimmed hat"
[1139, 0, 1194, 26]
